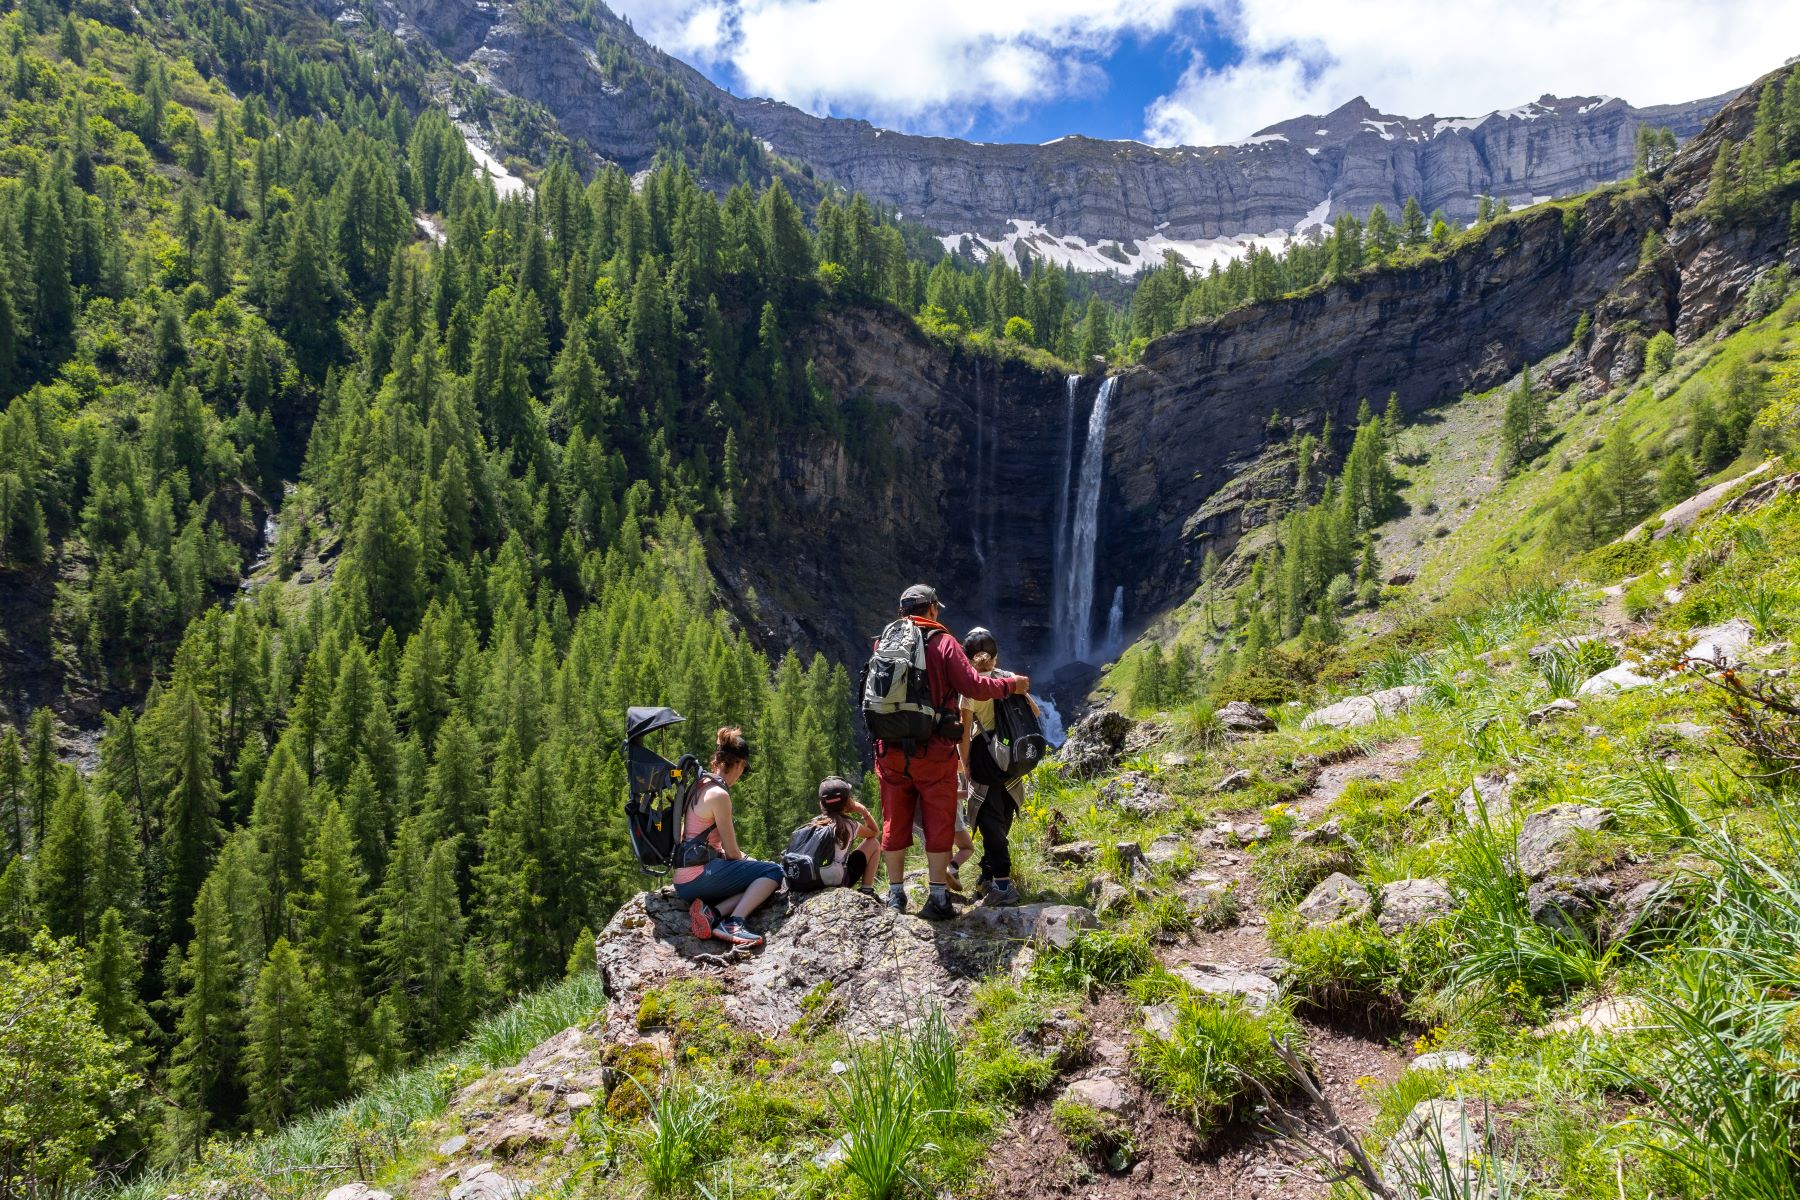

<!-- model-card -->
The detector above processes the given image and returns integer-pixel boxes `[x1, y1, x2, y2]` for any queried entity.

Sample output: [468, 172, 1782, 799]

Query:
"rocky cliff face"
[733, 90, 1730, 245]
[366, 0, 1735, 263]
[738, 76, 1795, 673]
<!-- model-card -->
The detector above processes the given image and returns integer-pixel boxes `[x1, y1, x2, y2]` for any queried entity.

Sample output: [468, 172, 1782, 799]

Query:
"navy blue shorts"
[674, 857, 783, 903]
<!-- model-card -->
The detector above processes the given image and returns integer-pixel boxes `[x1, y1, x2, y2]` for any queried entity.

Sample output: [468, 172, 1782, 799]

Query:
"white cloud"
[611, 0, 1199, 132]
[613, 0, 1800, 145]
[1144, 1, 1800, 146]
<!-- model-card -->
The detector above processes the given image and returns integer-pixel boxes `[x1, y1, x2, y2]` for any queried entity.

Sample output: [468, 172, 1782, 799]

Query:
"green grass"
[1129, 992, 1305, 1139]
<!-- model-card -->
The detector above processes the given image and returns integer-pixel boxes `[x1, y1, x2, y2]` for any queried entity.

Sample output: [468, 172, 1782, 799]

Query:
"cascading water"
[1036, 695, 1068, 748]
[1104, 585, 1125, 653]
[1051, 375, 1117, 664]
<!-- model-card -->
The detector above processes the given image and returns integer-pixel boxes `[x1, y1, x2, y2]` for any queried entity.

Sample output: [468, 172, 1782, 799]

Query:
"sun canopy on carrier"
[626, 706, 686, 743]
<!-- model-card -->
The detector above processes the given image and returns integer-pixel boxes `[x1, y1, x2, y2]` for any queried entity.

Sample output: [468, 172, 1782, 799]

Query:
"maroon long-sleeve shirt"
[874, 617, 1012, 759]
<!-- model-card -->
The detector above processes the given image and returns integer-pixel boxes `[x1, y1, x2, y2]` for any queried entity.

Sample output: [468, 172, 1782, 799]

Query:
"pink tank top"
[671, 781, 723, 885]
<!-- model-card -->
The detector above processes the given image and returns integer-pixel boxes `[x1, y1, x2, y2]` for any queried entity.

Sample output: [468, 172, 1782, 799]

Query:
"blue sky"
[612, 1, 1800, 147]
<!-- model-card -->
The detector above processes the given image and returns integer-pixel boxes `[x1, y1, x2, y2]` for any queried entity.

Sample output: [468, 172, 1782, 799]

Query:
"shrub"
[1028, 928, 1156, 994]
[1252, 842, 1359, 906]
[1131, 993, 1305, 1138]
[1050, 1099, 1133, 1172]
[1569, 538, 1653, 584]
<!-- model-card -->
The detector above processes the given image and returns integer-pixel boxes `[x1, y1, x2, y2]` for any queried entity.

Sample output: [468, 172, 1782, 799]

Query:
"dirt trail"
[980, 740, 1419, 1198]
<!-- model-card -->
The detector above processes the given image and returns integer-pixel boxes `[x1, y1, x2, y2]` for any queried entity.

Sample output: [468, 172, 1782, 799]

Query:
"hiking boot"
[688, 898, 719, 941]
[855, 885, 877, 899]
[714, 917, 764, 948]
[980, 882, 1021, 908]
[883, 889, 909, 914]
[918, 895, 957, 922]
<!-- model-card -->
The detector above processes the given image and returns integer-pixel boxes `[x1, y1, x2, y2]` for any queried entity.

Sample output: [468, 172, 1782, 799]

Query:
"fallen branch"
[1249, 1036, 1395, 1200]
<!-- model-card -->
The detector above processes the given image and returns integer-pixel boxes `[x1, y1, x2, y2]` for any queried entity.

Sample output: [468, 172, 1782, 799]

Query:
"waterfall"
[1050, 375, 1079, 611]
[1052, 375, 1117, 664]
[1104, 585, 1124, 652]
[1036, 694, 1067, 748]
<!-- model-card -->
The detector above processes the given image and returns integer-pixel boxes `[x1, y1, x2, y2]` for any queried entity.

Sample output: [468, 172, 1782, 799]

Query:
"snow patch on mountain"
[940, 196, 1334, 277]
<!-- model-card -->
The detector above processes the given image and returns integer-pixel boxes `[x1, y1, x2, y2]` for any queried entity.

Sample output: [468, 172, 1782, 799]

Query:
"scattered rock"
[1060, 710, 1137, 777]
[1050, 841, 1098, 866]
[1139, 1002, 1178, 1039]
[1382, 1099, 1498, 1194]
[1411, 1051, 1477, 1073]
[1297, 872, 1372, 925]
[1296, 817, 1346, 846]
[1664, 587, 1685, 604]
[1097, 773, 1172, 816]
[436, 1134, 469, 1157]
[324, 1186, 392, 1200]
[1175, 963, 1282, 1012]
[1091, 880, 1132, 916]
[1607, 879, 1684, 942]
[1387, 571, 1417, 586]
[563, 1091, 593, 1111]
[1144, 835, 1185, 865]
[478, 1111, 553, 1159]
[1524, 697, 1580, 725]
[1578, 663, 1659, 695]
[1543, 995, 1650, 1038]
[448, 1166, 528, 1200]
[1031, 905, 1099, 950]
[1685, 617, 1756, 667]
[1213, 769, 1251, 793]
[1516, 803, 1614, 879]
[811, 1135, 851, 1170]
[1526, 876, 1615, 935]
[1216, 700, 1277, 734]
[1653, 720, 1712, 742]
[1528, 633, 1606, 661]
[1456, 773, 1516, 824]
[1159, 752, 1191, 768]
[1377, 878, 1455, 934]
[1060, 1076, 1136, 1117]
[1300, 685, 1424, 730]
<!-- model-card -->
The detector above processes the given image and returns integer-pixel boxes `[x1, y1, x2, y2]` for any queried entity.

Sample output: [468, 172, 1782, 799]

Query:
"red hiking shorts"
[876, 747, 959, 855]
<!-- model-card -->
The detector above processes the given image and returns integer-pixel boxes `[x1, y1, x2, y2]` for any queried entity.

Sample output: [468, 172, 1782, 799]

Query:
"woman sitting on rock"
[674, 726, 782, 948]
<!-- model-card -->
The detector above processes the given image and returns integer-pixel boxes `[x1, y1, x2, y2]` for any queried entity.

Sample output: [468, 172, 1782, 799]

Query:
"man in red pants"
[877, 584, 1029, 921]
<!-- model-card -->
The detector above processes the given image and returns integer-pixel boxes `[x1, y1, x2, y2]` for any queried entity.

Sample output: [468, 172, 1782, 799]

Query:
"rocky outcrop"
[593, 887, 1037, 1039]
[1301, 686, 1425, 730]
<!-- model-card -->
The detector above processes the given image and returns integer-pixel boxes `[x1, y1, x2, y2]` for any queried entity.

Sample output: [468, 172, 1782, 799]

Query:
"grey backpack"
[859, 619, 941, 743]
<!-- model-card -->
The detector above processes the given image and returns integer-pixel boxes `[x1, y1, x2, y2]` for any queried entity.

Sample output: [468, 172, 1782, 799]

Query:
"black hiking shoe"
[883, 889, 909, 914]
[918, 895, 957, 921]
[855, 885, 877, 899]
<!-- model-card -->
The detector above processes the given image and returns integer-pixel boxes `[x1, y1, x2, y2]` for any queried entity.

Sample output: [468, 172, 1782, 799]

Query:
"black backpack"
[968, 692, 1051, 787]
[781, 822, 838, 893]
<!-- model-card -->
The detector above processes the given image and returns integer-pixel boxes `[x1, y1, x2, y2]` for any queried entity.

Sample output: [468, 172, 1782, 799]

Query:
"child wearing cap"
[813, 776, 881, 893]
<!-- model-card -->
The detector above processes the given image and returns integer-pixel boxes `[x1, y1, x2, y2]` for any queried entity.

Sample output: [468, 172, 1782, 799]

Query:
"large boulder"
[1526, 876, 1614, 936]
[1685, 617, 1756, 667]
[1297, 872, 1372, 925]
[1382, 1100, 1501, 1195]
[593, 887, 1032, 1039]
[1516, 804, 1613, 879]
[1059, 710, 1136, 777]
[1097, 772, 1172, 816]
[1456, 772, 1516, 824]
[1300, 685, 1424, 731]
[1377, 878, 1455, 934]
[1578, 663, 1658, 695]
[1216, 700, 1276, 735]
[1174, 963, 1282, 1012]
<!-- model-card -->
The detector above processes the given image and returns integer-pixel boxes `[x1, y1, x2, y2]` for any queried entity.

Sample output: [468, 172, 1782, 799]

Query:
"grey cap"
[898, 583, 941, 612]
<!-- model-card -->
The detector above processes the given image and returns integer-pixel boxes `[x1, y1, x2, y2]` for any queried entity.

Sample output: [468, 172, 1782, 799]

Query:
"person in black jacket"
[956, 627, 1033, 907]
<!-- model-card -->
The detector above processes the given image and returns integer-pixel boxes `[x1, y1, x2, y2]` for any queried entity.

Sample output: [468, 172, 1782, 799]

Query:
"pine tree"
[295, 799, 365, 1102]
[84, 907, 153, 1056]
[1658, 450, 1697, 505]
[245, 937, 312, 1129]
[35, 774, 97, 943]
[167, 878, 243, 1152]
[1499, 366, 1547, 474]
[1399, 196, 1426, 246]
[160, 682, 222, 943]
